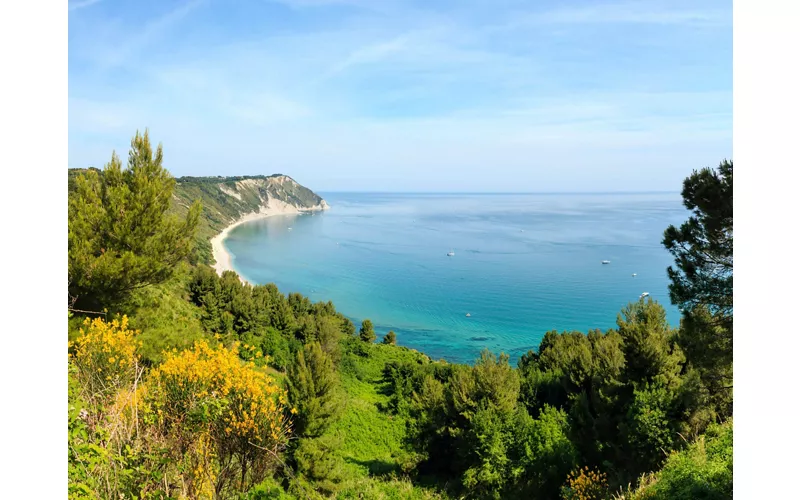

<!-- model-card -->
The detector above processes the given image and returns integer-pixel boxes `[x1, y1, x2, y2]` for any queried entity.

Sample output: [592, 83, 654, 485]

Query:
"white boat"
[447, 250, 455, 257]
[288, 227, 292, 231]
[640, 292, 650, 299]
[601, 260, 611, 264]
[465, 313, 471, 317]
[632, 273, 637, 277]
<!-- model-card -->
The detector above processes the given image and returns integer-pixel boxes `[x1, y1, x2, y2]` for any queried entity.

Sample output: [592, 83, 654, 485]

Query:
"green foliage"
[615, 421, 732, 500]
[243, 477, 297, 499]
[676, 306, 733, 417]
[646, 420, 732, 500]
[616, 299, 683, 388]
[68, 130, 201, 310]
[662, 160, 732, 418]
[516, 300, 704, 486]
[120, 265, 208, 365]
[411, 350, 526, 497]
[332, 476, 446, 499]
[662, 159, 732, 321]
[621, 384, 678, 474]
[293, 435, 347, 495]
[510, 405, 578, 499]
[187, 265, 352, 373]
[288, 342, 342, 439]
[360, 319, 376, 343]
[384, 330, 398, 345]
[257, 327, 293, 371]
[382, 360, 432, 415]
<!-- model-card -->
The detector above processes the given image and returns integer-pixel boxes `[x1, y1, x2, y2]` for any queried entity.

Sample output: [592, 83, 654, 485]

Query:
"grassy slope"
[334, 344, 426, 475]
[326, 343, 448, 499]
[614, 420, 733, 500]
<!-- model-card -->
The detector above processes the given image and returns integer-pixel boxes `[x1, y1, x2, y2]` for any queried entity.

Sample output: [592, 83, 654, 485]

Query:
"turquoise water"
[224, 192, 687, 364]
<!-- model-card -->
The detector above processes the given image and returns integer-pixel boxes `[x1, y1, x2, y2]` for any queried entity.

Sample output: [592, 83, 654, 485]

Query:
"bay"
[224, 192, 687, 364]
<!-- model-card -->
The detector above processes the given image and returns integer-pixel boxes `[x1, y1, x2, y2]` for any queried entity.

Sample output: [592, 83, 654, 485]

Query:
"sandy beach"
[210, 198, 321, 280]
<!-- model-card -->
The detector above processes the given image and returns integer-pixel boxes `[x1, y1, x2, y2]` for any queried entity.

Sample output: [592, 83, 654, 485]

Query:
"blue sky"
[68, 0, 732, 192]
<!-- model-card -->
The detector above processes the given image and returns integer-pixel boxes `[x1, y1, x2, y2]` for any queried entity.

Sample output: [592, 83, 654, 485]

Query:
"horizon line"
[318, 190, 681, 195]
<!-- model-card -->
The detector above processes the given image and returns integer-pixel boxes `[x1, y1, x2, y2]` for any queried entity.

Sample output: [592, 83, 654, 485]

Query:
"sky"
[68, 0, 732, 192]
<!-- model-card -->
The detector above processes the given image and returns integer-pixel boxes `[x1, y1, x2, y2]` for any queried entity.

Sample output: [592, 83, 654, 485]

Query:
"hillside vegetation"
[171, 174, 328, 264]
[69, 167, 327, 267]
[67, 131, 733, 499]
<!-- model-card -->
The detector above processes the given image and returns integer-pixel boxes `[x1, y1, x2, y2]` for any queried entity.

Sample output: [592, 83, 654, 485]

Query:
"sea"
[223, 192, 688, 364]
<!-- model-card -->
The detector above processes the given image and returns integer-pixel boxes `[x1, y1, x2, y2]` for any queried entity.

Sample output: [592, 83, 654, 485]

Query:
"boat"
[288, 227, 292, 231]
[601, 260, 611, 264]
[632, 273, 637, 277]
[640, 292, 650, 299]
[465, 313, 471, 317]
[447, 250, 455, 257]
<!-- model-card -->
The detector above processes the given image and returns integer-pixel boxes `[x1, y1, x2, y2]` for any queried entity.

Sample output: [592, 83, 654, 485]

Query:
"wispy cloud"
[327, 34, 414, 76]
[523, 2, 730, 27]
[73, 0, 205, 71]
[68, 0, 105, 12]
[68, 0, 732, 191]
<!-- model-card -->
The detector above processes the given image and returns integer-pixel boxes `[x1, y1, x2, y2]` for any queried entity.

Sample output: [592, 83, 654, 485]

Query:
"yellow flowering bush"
[69, 316, 140, 408]
[143, 340, 291, 495]
[561, 466, 610, 500]
[238, 342, 266, 366]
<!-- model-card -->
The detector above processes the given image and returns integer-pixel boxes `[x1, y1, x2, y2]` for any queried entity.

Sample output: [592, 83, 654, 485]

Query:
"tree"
[616, 299, 683, 389]
[382, 330, 397, 345]
[359, 319, 376, 343]
[509, 405, 578, 499]
[621, 383, 680, 476]
[662, 160, 732, 321]
[662, 160, 733, 413]
[287, 342, 341, 439]
[68, 130, 201, 309]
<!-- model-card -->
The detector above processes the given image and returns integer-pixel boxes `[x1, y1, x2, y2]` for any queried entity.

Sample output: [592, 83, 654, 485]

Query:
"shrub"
[622, 420, 733, 500]
[143, 339, 291, 496]
[383, 330, 397, 345]
[69, 316, 141, 410]
[561, 467, 610, 500]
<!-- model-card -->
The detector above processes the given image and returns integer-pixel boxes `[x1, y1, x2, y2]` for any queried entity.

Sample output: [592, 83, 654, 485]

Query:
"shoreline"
[210, 200, 328, 283]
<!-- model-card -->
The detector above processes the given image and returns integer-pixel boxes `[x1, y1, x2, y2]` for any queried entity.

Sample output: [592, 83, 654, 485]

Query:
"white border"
[735, 0, 800, 497]
[0, 0, 67, 498]
[1, 0, 798, 496]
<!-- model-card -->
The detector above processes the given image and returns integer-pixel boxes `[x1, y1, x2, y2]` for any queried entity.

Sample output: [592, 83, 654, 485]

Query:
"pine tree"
[616, 299, 683, 389]
[68, 130, 201, 309]
[359, 319, 376, 343]
[662, 160, 733, 322]
[382, 330, 397, 345]
[662, 159, 733, 414]
[287, 342, 341, 438]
